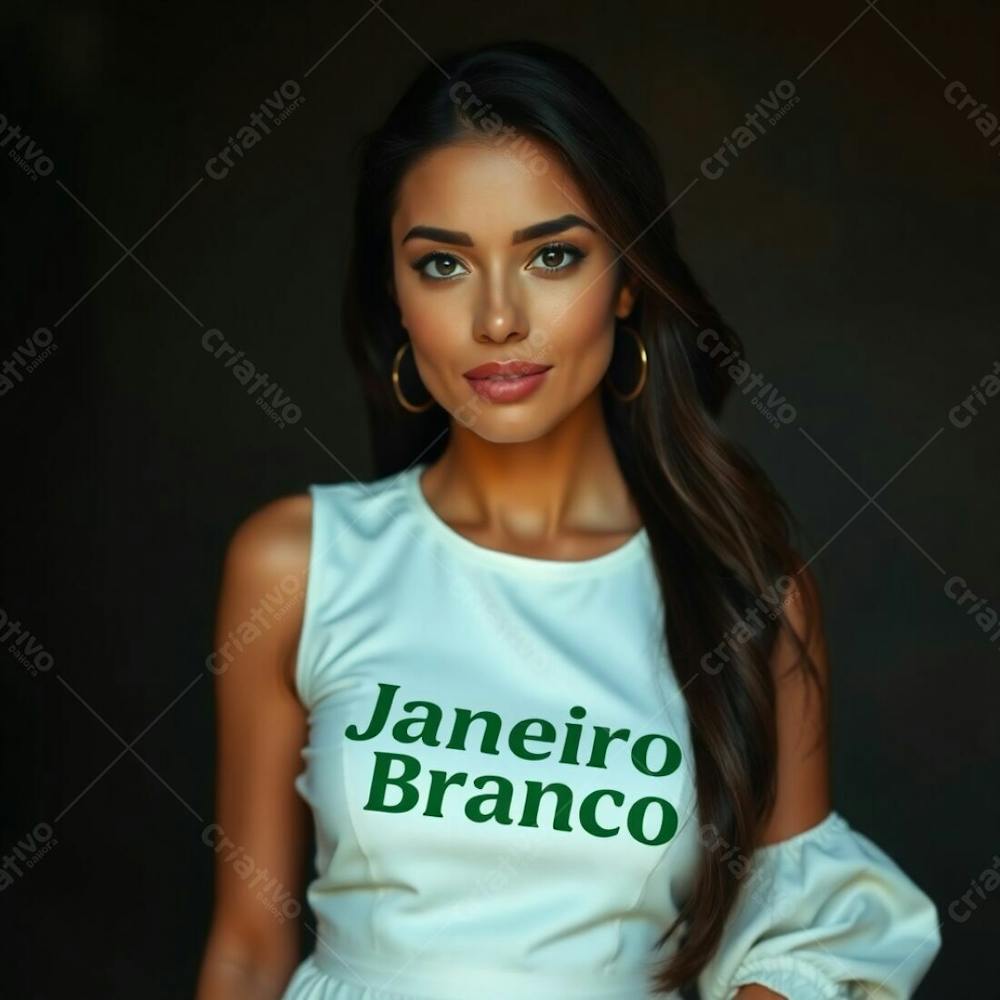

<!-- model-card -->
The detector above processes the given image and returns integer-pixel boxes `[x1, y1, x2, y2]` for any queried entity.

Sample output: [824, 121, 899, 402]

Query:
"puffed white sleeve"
[696, 811, 942, 999]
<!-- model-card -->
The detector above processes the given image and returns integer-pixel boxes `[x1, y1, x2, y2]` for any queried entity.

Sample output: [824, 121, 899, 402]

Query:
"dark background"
[3, 2, 997, 996]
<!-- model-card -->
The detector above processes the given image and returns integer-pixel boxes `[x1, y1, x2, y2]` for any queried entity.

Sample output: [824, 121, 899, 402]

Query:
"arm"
[195, 494, 314, 1000]
[735, 564, 832, 1000]
[699, 563, 940, 999]
[759, 563, 832, 844]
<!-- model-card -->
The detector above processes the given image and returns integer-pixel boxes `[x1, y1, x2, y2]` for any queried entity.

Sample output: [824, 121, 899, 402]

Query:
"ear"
[614, 272, 641, 320]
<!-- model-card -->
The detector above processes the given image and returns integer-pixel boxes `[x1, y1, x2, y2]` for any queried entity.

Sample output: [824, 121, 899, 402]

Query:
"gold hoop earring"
[392, 341, 435, 413]
[605, 324, 648, 402]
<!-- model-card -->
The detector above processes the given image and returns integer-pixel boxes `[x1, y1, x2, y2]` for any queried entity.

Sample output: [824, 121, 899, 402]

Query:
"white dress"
[280, 462, 941, 1000]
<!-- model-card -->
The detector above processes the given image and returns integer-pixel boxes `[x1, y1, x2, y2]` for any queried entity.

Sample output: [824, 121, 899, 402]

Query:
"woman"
[196, 40, 941, 1000]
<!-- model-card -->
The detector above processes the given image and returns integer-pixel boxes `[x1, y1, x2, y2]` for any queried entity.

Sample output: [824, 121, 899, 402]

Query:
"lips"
[463, 363, 552, 403]
[463, 361, 552, 380]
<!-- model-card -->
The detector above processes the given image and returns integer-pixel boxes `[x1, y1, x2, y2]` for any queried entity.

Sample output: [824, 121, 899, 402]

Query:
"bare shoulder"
[759, 554, 832, 843]
[775, 557, 828, 683]
[214, 492, 314, 692]
[224, 492, 313, 579]
[201, 497, 315, 981]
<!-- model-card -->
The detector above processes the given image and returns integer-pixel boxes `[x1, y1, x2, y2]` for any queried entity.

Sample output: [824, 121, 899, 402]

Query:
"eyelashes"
[529, 242, 587, 274]
[410, 252, 468, 281]
[410, 242, 587, 282]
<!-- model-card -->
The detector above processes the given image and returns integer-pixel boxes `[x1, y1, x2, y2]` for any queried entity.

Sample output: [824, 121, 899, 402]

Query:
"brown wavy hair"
[339, 38, 824, 993]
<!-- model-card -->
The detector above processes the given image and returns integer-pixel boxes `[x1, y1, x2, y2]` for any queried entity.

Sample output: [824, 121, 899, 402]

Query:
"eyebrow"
[401, 213, 597, 247]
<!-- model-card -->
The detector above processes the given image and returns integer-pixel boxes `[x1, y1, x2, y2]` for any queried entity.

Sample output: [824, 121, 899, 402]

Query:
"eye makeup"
[410, 241, 588, 282]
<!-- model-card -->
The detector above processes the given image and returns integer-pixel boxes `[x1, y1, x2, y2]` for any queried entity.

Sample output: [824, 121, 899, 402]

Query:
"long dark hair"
[340, 39, 823, 993]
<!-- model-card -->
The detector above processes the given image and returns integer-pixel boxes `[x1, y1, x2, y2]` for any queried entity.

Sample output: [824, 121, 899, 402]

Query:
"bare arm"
[196, 494, 313, 1000]
[758, 563, 832, 841]
[734, 564, 833, 1000]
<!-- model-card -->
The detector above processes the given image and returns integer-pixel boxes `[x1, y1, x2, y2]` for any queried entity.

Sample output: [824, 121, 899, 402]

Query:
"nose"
[473, 265, 528, 344]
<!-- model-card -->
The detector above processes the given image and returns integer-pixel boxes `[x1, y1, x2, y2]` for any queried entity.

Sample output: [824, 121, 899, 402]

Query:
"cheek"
[393, 258, 619, 395]
[394, 266, 458, 351]
[394, 282, 473, 401]
[539, 283, 617, 379]
[399, 295, 468, 374]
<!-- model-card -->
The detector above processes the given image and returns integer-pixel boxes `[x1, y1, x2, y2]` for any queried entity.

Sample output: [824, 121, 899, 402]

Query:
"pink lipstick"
[462, 360, 553, 404]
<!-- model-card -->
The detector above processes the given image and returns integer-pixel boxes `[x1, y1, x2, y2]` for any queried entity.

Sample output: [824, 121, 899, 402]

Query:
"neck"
[423, 391, 641, 544]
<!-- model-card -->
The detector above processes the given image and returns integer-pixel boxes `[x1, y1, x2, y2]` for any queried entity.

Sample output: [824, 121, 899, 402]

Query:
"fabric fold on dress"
[695, 811, 941, 999]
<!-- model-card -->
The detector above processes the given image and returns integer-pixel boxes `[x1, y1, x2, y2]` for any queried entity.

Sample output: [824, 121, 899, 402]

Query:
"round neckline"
[403, 462, 649, 577]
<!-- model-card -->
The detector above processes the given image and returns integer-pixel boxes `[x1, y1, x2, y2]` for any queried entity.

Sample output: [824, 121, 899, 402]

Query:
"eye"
[412, 252, 471, 281]
[527, 242, 586, 274]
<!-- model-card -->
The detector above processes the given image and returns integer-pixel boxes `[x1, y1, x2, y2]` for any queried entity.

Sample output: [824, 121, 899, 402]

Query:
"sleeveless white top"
[280, 462, 941, 1000]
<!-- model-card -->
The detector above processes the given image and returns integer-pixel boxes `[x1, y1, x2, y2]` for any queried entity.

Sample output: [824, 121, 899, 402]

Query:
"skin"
[196, 137, 831, 1000]
[387, 136, 644, 557]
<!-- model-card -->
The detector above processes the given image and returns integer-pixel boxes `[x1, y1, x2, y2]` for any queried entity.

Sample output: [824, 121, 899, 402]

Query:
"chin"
[456, 408, 561, 445]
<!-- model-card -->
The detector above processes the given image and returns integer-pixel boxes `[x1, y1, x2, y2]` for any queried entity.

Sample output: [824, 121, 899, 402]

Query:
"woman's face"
[388, 137, 638, 443]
